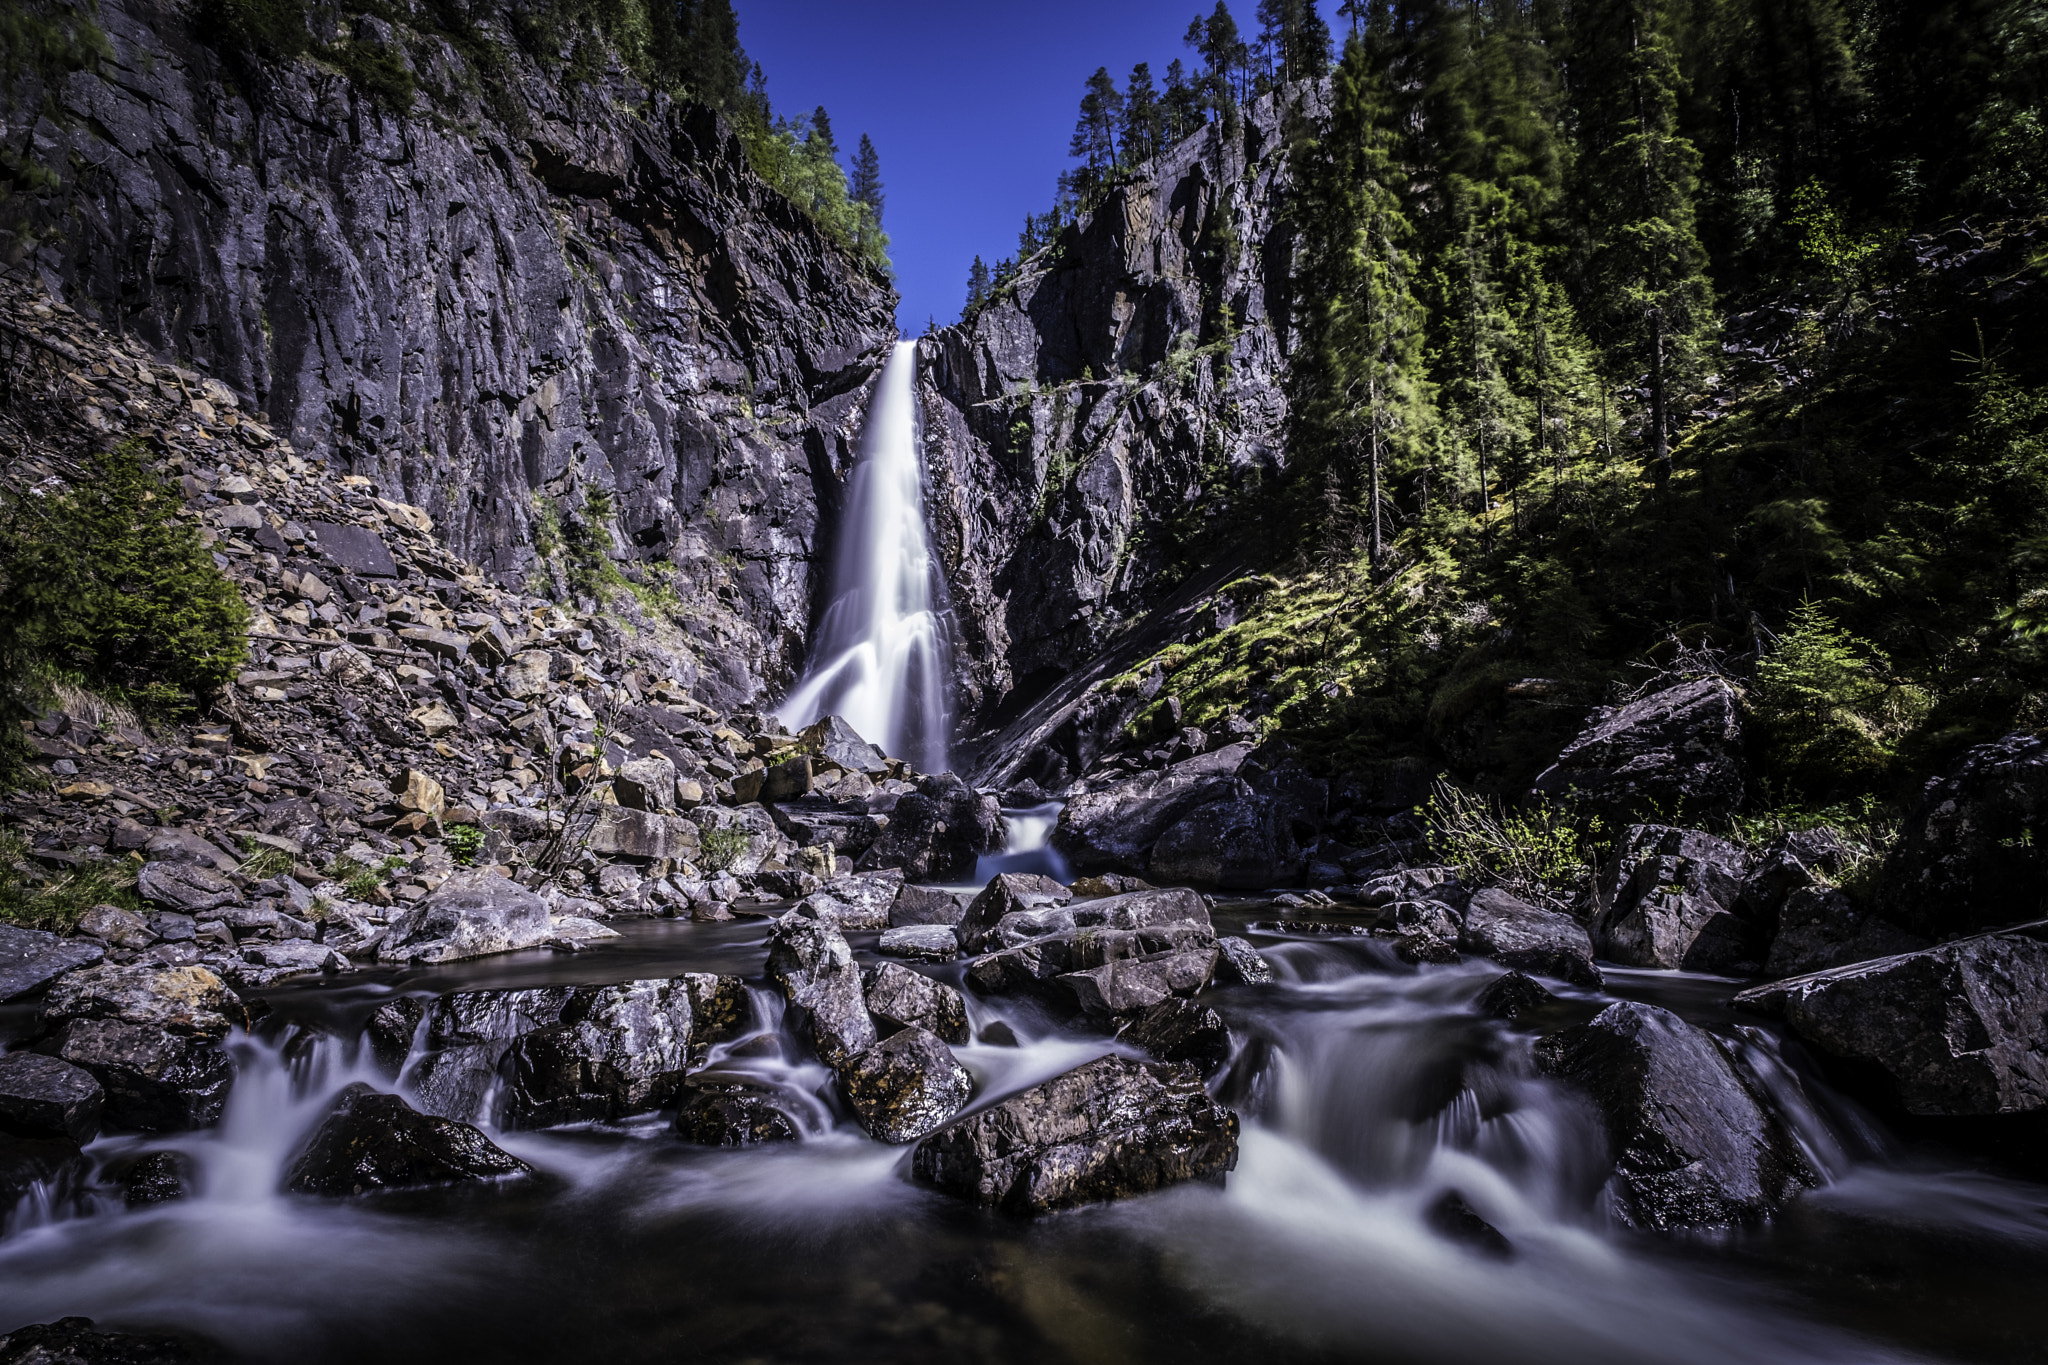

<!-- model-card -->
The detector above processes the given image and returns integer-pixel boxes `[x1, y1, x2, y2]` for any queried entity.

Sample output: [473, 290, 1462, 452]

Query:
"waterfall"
[778, 340, 953, 773]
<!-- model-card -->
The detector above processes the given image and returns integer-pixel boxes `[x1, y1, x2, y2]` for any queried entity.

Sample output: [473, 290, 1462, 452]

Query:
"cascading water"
[777, 340, 953, 774]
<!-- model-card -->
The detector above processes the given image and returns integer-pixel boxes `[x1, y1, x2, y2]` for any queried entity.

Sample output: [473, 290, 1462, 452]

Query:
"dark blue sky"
[731, 0, 1211, 335]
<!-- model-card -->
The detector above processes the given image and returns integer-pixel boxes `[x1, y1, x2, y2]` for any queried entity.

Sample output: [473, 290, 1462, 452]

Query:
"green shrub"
[0, 834, 141, 932]
[1424, 780, 1603, 912]
[1752, 602, 1925, 801]
[444, 822, 485, 867]
[0, 441, 249, 775]
[697, 824, 751, 873]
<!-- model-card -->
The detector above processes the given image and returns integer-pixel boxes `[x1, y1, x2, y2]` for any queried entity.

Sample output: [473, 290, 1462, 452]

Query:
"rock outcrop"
[1532, 679, 1746, 824]
[38, 964, 245, 1131]
[1879, 732, 2048, 940]
[1592, 825, 1757, 973]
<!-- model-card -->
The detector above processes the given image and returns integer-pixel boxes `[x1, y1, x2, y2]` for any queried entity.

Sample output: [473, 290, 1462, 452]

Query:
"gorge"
[1, 1, 2046, 1364]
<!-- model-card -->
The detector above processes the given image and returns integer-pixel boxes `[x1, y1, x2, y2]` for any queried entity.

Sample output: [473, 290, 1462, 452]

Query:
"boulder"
[1762, 887, 1926, 978]
[0, 925, 104, 1003]
[1737, 828, 1853, 929]
[579, 806, 674, 861]
[877, 924, 959, 962]
[1532, 678, 1745, 824]
[1061, 948, 1220, 1020]
[856, 773, 1001, 881]
[956, 872, 1074, 954]
[378, 870, 553, 965]
[1461, 889, 1601, 988]
[285, 1083, 531, 1196]
[863, 961, 969, 1043]
[139, 828, 239, 871]
[1592, 825, 1757, 972]
[0, 1052, 104, 1142]
[77, 904, 156, 950]
[1879, 732, 2048, 939]
[1535, 1002, 1816, 1230]
[1391, 899, 1464, 964]
[1735, 923, 2048, 1115]
[911, 1055, 1239, 1213]
[1053, 745, 1254, 875]
[840, 1027, 973, 1143]
[40, 965, 243, 1131]
[1427, 1190, 1513, 1259]
[796, 869, 904, 931]
[801, 714, 889, 774]
[123, 1150, 195, 1205]
[962, 887, 1221, 1015]
[1215, 936, 1274, 986]
[764, 912, 877, 1070]
[1115, 997, 1232, 1076]
[1148, 790, 1306, 889]
[498, 979, 695, 1128]
[1474, 970, 1556, 1022]
[889, 884, 967, 928]
[612, 754, 678, 812]
[136, 861, 239, 915]
[308, 520, 398, 577]
[674, 1080, 799, 1146]
[760, 756, 812, 802]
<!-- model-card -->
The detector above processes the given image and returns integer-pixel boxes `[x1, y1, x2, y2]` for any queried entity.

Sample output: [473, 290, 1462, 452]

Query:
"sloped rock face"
[918, 91, 1316, 737]
[1735, 924, 2048, 1115]
[1536, 1003, 1817, 1230]
[9, 0, 897, 710]
[1532, 679, 1745, 825]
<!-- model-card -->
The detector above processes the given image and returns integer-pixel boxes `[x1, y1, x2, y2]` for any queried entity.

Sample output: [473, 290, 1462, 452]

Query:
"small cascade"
[971, 801, 1071, 884]
[777, 340, 954, 773]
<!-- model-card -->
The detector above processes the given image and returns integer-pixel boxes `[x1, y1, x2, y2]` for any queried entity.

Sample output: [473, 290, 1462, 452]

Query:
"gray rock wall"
[918, 90, 1318, 745]
[8, 0, 899, 711]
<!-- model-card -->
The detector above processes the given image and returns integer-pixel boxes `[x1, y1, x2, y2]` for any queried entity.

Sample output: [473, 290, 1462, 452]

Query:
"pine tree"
[679, 0, 748, 111]
[1258, 0, 1333, 88]
[1569, 0, 1717, 481]
[851, 134, 883, 223]
[1163, 59, 1205, 140]
[1070, 66, 1125, 201]
[1123, 62, 1164, 165]
[1187, 3, 1250, 116]
[807, 105, 838, 164]
[1291, 33, 1435, 564]
[964, 255, 992, 317]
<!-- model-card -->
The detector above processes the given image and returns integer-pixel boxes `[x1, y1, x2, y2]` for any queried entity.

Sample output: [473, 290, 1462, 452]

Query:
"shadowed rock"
[673, 1081, 798, 1147]
[1461, 890, 1601, 988]
[840, 1027, 972, 1143]
[1115, 997, 1232, 1076]
[1532, 679, 1745, 824]
[863, 962, 969, 1043]
[0, 1052, 104, 1143]
[285, 1083, 530, 1196]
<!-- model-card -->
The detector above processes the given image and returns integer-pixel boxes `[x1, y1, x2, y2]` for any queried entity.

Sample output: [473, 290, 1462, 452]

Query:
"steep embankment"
[919, 91, 1316, 756]
[6, 0, 898, 709]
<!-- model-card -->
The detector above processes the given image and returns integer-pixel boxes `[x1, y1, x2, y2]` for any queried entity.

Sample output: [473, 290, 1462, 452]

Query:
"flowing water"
[6, 916, 2048, 1364]
[776, 340, 954, 773]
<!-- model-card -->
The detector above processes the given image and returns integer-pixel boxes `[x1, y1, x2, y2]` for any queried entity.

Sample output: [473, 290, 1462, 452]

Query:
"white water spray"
[778, 340, 953, 773]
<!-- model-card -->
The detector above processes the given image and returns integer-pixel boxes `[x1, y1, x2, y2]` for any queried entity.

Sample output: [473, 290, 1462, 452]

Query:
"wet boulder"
[1762, 887, 1926, 978]
[1592, 825, 1756, 972]
[0, 1052, 104, 1142]
[1392, 900, 1464, 965]
[499, 979, 696, 1128]
[911, 1055, 1239, 1213]
[122, 1150, 196, 1206]
[1148, 789, 1306, 889]
[1215, 936, 1274, 985]
[1461, 890, 1601, 988]
[1535, 1002, 1817, 1230]
[1052, 745, 1254, 875]
[39, 965, 245, 1131]
[956, 872, 1080, 954]
[877, 924, 959, 962]
[796, 869, 905, 932]
[1115, 997, 1232, 1076]
[1060, 948, 1220, 1020]
[1532, 678, 1745, 824]
[1735, 923, 2048, 1115]
[889, 884, 968, 928]
[1878, 732, 2048, 940]
[1475, 970, 1556, 1022]
[856, 773, 1000, 882]
[765, 911, 877, 1069]
[674, 1080, 798, 1146]
[841, 1027, 973, 1143]
[377, 870, 553, 965]
[285, 1082, 531, 1196]
[0, 924, 104, 1004]
[864, 961, 969, 1043]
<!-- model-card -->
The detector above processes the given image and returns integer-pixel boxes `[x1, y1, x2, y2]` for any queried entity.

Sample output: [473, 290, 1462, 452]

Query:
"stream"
[4, 907, 2048, 1365]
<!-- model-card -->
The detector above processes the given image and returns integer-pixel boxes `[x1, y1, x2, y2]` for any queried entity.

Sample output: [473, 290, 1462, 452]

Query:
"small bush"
[698, 824, 752, 874]
[0, 834, 141, 932]
[1424, 780, 1603, 912]
[238, 843, 294, 881]
[327, 853, 408, 900]
[444, 822, 485, 867]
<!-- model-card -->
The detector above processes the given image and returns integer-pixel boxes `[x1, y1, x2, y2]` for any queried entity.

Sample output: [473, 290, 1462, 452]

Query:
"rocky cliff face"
[7, 0, 898, 710]
[917, 90, 1317, 754]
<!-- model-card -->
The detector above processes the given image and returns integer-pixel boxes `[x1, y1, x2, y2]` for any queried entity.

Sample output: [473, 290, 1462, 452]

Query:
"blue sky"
[731, 0, 1214, 335]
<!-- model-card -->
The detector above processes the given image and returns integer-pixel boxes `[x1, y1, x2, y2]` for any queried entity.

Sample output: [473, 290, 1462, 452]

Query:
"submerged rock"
[1460, 890, 1601, 988]
[673, 1080, 799, 1147]
[1427, 1190, 1513, 1259]
[840, 1027, 973, 1143]
[1735, 923, 2048, 1115]
[911, 1054, 1239, 1213]
[285, 1082, 531, 1196]
[1536, 1002, 1816, 1230]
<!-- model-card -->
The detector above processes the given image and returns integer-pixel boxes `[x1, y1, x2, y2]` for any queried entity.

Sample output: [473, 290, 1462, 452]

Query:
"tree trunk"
[1648, 305, 1671, 486]
[1368, 376, 1383, 568]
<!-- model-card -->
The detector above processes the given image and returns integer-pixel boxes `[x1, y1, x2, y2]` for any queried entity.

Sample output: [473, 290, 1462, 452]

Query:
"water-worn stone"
[39, 964, 242, 1132]
[1475, 970, 1556, 1022]
[1879, 732, 2048, 939]
[956, 872, 1073, 953]
[1215, 936, 1274, 985]
[1762, 887, 1926, 978]
[1392, 899, 1464, 964]
[1115, 997, 1231, 1076]
[1061, 948, 1220, 1020]
[877, 924, 960, 962]
[378, 870, 552, 964]
[1535, 1002, 1816, 1230]
[840, 1026, 973, 1143]
[1052, 746, 1254, 875]
[765, 912, 876, 1070]
[136, 861, 239, 915]
[1735, 923, 2048, 1115]
[911, 1054, 1239, 1213]
[123, 1150, 195, 1205]
[0, 1316, 206, 1363]
[0, 1052, 104, 1142]
[796, 869, 904, 931]
[498, 979, 696, 1128]
[857, 773, 1001, 881]
[1460, 889, 1601, 988]
[285, 1083, 530, 1196]
[863, 961, 969, 1043]
[801, 715, 889, 774]
[0, 925, 104, 1003]
[1532, 679, 1745, 824]
[1593, 825, 1757, 972]
[889, 884, 967, 928]
[674, 1080, 798, 1147]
